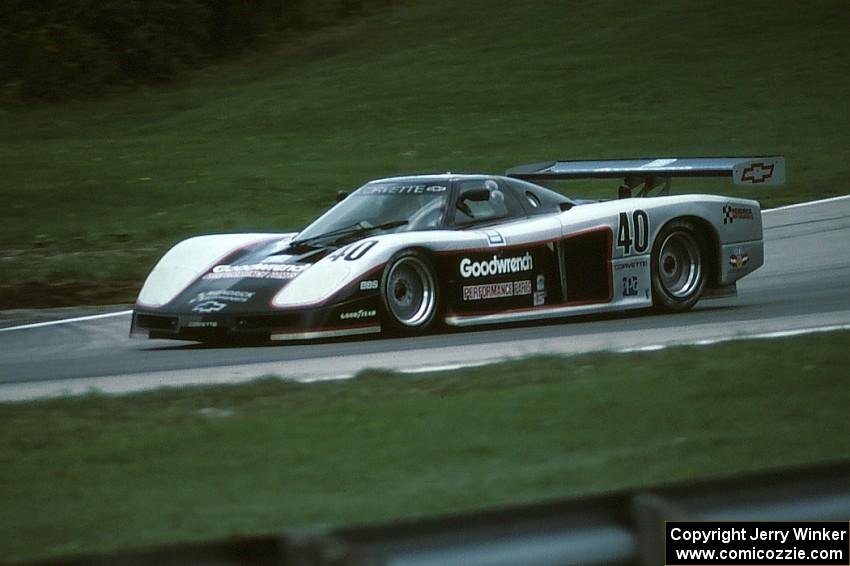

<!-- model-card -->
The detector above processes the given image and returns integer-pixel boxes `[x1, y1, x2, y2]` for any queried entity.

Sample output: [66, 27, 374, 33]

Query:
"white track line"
[401, 323, 850, 375]
[1, 320, 848, 402]
[400, 360, 494, 374]
[615, 323, 850, 354]
[0, 310, 132, 332]
[763, 194, 850, 213]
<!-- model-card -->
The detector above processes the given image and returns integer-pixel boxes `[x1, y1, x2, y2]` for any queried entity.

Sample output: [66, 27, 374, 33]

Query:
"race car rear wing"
[506, 156, 785, 198]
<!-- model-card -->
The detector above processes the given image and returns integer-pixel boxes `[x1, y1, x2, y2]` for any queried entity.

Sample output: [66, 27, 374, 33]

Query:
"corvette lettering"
[186, 321, 220, 328]
[615, 259, 648, 270]
[459, 252, 533, 278]
[360, 184, 447, 195]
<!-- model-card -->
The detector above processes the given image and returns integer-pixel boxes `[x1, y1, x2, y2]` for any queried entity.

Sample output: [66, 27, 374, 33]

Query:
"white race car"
[131, 156, 783, 341]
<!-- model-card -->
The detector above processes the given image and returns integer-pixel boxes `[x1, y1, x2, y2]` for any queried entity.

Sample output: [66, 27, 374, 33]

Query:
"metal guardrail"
[37, 460, 850, 566]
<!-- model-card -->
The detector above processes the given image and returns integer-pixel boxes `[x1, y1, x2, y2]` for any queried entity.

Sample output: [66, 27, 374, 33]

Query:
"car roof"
[367, 173, 498, 184]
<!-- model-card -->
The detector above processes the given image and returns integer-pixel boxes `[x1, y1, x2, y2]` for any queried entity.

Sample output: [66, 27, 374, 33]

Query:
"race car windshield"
[293, 181, 449, 244]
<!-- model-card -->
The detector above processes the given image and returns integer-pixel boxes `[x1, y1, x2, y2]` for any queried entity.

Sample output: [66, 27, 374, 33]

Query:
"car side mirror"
[460, 188, 490, 202]
[336, 190, 349, 203]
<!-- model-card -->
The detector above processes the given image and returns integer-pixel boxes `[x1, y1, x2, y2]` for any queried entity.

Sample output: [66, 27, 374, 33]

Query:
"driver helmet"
[485, 179, 504, 202]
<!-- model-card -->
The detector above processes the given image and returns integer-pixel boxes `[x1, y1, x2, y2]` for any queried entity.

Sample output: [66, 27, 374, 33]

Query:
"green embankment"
[1, 331, 849, 562]
[1, 0, 848, 307]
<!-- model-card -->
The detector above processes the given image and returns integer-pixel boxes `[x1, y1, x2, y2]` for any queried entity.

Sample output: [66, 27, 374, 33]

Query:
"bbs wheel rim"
[385, 256, 437, 327]
[657, 231, 702, 298]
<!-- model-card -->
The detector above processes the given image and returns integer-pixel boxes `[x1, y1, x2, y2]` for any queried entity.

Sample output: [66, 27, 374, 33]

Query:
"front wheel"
[380, 250, 440, 333]
[650, 220, 707, 312]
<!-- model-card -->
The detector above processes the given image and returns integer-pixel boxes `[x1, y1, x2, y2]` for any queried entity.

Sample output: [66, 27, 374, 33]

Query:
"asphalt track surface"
[1, 196, 849, 400]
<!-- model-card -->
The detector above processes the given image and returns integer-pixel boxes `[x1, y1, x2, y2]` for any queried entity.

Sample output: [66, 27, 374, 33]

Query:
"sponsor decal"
[360, 280, 379, 291]
[189, 290, 255, 304]
[514, 279, 532, 295]
[459, 252, 533, 278]
[340, 309, 377, 320]
[533, 291, 546, 306]
[486, 231, 505, 246]
[740, 162, 775, 184]
[462, 280, 532, 301]
[536, 274, 545, 292]
[723, 203, 755, 224]
[622, 275, 639, 297]
[463, 282, 511, 301]
[360, 184, 447, 195]
[192, 300, 227, 313]
[729, 247, 750, 269]
[203, 263, 308, 280]
[614, 259, 648, 270]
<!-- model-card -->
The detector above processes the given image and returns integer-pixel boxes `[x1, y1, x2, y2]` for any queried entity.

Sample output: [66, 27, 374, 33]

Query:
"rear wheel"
[380, 250, 439, 333]
[651, 220, 707, 312]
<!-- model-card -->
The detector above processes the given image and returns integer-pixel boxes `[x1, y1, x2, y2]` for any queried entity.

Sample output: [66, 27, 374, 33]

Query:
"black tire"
[380, 250, 440, 333]
[650, 220, 707, 312]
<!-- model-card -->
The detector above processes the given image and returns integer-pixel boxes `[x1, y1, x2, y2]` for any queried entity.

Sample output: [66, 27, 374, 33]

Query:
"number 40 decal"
[617, 210, 650, 255]
[328, 240, 378, 262]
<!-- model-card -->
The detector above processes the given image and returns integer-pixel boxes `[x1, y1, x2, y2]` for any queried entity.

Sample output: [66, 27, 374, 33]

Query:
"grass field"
[1, 331, 848, 562]
[1, 0, 849, 307]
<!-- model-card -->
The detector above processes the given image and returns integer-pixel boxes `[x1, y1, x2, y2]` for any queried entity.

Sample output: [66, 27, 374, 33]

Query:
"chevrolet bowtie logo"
[192, 300, 227, 313]
[741, 162, 775, 184]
